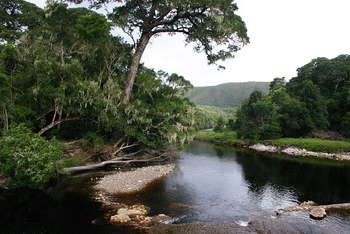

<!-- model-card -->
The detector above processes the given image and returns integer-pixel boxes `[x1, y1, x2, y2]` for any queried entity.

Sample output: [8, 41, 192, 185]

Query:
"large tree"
[69, 0, 249, 103]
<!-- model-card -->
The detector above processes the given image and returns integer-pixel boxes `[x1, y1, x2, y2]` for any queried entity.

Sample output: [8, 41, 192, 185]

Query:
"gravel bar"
[94, 164, 175, 194]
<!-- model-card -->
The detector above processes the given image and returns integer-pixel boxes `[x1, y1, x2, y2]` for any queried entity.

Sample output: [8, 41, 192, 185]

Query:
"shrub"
[81, 132, 104, 151]
[0, 125, 62, 189]
[214, 117, 225, 132]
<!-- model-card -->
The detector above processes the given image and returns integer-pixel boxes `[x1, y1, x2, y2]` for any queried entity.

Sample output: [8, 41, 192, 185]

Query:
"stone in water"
[310, 208, 327, 220]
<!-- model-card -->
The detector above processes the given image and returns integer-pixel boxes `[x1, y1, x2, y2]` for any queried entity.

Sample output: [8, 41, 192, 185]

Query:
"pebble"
[95, 164, 175, 194]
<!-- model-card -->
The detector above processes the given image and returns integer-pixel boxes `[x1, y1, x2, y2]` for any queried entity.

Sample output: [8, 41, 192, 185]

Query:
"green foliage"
[260, 122, 282, 140]
[288, 55, 350, 133]
[196, 130, 350, 154]
[75, 13, 112, 43]
[119, 69, 195, 149]
[107, 0, 249, 66]
[58, 153, 87, 169]
[196, 130, 243, 144]
[186, 82, 269, 107]
[214, 117, 225, 132]
[340, 112, 350, 138]
[269, 77, 286, 91]
[267, 138, 350, 154]
[0, 125, 62, 188]
[81, 132, 104, 152]
[193, 105, 236, 130]
[235, 54, 350, 140]
[0, 0, 44, 43]
[236, 90, 281, 140]
[0, 1, 197, 153]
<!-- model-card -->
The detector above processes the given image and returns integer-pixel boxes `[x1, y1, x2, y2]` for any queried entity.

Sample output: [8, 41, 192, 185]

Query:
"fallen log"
[61, 156, 169, 175]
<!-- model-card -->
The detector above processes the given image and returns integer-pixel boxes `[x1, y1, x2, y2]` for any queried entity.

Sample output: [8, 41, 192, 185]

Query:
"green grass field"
[196, 131, 350, 153]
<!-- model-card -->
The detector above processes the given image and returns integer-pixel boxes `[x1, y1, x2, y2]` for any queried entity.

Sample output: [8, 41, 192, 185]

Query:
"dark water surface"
[2, 141, 350, 233]
[119, 142, 350, 229]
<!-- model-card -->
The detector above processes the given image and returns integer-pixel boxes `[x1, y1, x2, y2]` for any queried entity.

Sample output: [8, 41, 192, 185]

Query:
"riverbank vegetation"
[196, 131, 350, 154]
[193, 105, 236, 130]
[0, 0, 248, 188]
[233, 55, 350, 142]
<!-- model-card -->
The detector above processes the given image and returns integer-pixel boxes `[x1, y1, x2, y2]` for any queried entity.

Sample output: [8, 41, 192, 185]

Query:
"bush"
[0, 125, 62, 189]
[214, 117, 225, 132]
[260, 122, 282, 140]
[81, 132, 104, 151]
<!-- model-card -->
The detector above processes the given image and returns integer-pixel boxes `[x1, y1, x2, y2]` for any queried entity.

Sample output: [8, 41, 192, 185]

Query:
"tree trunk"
[4, 105, 8, 131]
[38, 117, 78, 136]
[1, 104, 9, 131]
[61, 157, 168, 175]
[121, 33, 151, 104]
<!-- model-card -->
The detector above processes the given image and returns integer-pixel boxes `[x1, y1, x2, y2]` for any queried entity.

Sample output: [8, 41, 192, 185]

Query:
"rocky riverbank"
[195, 131, 350, 162]
[91, 164, 177, 230]
[94, 164, 175, 194]
[249, 143, 350, 162]
[195, 135, 350, 162]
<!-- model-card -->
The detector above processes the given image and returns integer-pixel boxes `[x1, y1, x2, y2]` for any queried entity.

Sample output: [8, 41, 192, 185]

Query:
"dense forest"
[234, 55, 350, 140]
[193, 105, 236, 130]
[0, 0, 248, 188]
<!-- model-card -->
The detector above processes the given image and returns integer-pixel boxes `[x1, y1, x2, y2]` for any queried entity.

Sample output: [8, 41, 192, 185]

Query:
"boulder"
[117, 205, 150, 218]
[151, 214, 173, 224]
[309, 208, 327, 220]
[300, 201, 317, 207]
[110, 214, 131, 223]
[130, 205, 150, 215]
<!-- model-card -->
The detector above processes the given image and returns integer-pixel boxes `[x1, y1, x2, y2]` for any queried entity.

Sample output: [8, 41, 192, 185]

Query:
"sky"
[27, 0, 350, 86]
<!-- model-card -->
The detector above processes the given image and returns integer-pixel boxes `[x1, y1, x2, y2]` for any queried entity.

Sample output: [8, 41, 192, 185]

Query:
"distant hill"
[186, 82, 270, 107]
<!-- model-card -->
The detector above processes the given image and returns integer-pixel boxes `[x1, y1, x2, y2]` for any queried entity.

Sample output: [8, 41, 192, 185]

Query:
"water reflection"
[235, 150, 350, 204]
[123, 141, 350, 225]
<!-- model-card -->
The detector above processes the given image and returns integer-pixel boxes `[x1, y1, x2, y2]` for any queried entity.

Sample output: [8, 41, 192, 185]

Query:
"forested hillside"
[235, 55, 350, 140]
[186, 82, 269, 107]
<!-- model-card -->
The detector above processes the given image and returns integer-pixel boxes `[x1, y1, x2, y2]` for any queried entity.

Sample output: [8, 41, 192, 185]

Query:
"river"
[2, 141, 350, 233]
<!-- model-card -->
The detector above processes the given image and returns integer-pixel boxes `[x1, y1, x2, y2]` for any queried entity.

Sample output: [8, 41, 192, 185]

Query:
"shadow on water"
[0, 174, 143, 234]
[235, 149, 350, 205]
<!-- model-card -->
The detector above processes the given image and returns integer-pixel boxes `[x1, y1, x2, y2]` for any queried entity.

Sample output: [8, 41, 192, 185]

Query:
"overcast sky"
[28, 0, 350, 86]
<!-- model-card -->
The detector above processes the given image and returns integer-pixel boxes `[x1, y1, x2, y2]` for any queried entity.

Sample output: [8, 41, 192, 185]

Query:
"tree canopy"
[0, 0, 44, 43]
[235, 55, 350, 140]
[0, 2, 196, 150]
[68, 0, 249, 103]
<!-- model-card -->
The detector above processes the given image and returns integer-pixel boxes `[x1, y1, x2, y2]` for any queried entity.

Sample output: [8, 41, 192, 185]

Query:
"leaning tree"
[68, 0, 249, 103]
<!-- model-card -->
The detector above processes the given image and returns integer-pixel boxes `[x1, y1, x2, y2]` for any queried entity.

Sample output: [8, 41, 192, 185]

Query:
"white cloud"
[27, 0, 45, 8]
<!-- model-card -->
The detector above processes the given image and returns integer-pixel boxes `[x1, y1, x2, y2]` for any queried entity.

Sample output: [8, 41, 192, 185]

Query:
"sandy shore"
[94, 164, 175, 194]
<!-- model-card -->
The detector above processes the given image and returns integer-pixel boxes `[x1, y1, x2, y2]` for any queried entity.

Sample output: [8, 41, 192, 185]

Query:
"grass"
[196, 131, 350, 153]
[266, 138, 350, 153]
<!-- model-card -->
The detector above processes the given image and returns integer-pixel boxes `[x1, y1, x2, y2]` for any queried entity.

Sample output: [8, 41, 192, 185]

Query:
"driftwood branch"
[112, 143, 138, 156]
[38, 117, 78, 136]
[61, 156, 169, 175]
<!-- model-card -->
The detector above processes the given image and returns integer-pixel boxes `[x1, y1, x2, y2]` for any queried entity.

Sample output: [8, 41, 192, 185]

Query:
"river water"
[120, 141, 350, 233]
[2, 141, 350, 233]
